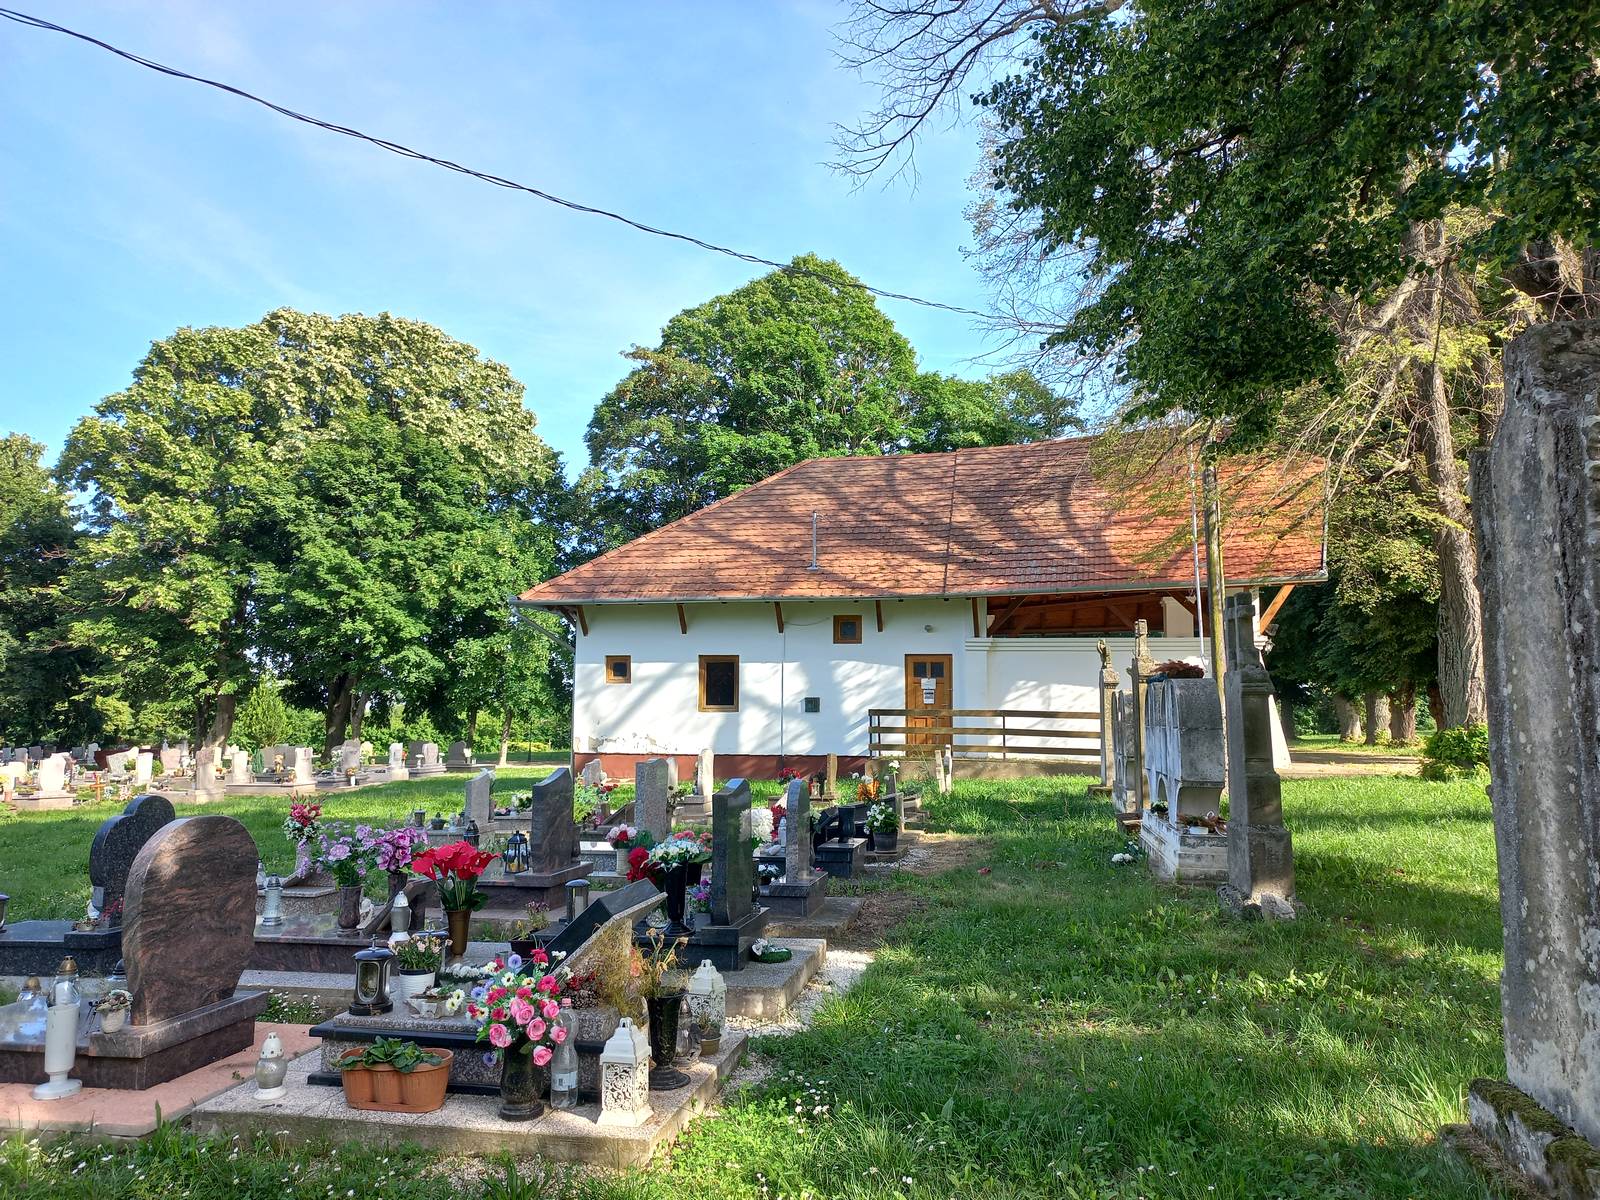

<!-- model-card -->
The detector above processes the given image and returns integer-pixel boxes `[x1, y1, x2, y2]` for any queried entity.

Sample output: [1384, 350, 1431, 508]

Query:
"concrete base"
[760, 871, 829, 918]
[723, 939, 823, 1018]
[1139, 815, 1229, 883]
[0, 991, 266, 1090]
[1467, 1078, 1600, 1199]
[251, 916, 380, 973]
[0, 1022, 317, 1138]
[675, 906, 770, 973]
[765, 896, 862, 942]
[9, 793, 78, 812]
[192, 1030, 746, 1167]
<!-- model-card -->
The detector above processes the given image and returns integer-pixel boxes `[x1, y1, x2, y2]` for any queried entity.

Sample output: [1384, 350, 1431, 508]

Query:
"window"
[833, 614, 863, 644]
[605, 655, 631, 684]
[698, 655, 739, 712]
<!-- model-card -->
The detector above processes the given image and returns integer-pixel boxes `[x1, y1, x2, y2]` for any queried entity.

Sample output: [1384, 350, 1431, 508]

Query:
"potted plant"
[393, 933, 446, 1005]
[93, 988, 132, 1034]
[634, 930, 689, 1090]
[336, 1035, 452, 1113]
[865, 802, 899, 852]
[464, 948, 573, 1120]
[508, 901, 551, 960]
[410, 841, 498, 959]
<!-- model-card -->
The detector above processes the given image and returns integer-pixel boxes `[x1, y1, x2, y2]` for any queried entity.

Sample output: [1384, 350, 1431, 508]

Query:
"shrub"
[1420, 722, 1490, 781]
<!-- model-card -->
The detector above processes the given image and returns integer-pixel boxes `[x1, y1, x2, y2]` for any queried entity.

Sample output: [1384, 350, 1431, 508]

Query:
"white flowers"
[1111, 852, 1133, 865]
[444, 989, 465, 1015]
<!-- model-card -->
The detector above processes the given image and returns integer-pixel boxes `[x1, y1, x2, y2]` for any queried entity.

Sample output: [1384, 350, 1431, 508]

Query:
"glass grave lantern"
[503, 830, 530, 875]
[463, 819, 481, 848]
[564, 878, 591, 923]
[254, 1030, 288, 1101]
[349, 941, 395, 1015]
[260, 875, 285, 927]
[686, 959, 727, 1054]
[597, 1016, 652, 1127]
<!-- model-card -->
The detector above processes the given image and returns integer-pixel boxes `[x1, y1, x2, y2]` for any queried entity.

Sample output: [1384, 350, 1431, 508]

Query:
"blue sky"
[0, 1, 1001, 474]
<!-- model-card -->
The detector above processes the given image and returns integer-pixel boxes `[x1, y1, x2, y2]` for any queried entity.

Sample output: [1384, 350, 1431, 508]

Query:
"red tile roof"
[519, 437, 1326, 604]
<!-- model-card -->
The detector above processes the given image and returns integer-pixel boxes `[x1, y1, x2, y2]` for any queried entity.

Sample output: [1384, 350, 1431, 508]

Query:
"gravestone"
[89, 793, 177, 922]
[527, 766, 577, 875]
[463, 767, 495, 830]
[696, 749, 713, 800]
[287, 746, 314, 785]
[664, 756, 679, 789]
[580, 757, 605, 787]
[546, 878, 662, 970]
[1467, 320, 1600, 1183]
[122, 815, 259, 1025]
[228, 750, 251, 785]
[1128, 619, 1157, 810]
[387, 741, 409, 781]
[446, 740, 473, 771]
[1091, 638, 1120, 797]
[1138, 677, 1228, 883]
[158, 744, 181, 774]
[193, 746, 224, 798]
[684, 779, 768, 970]
[1220, 593, 1294, 917]
[338, 739, 363, 774]
[34, 753, 70, 797]
[762, 778, 828, 917]
[636, 757, 671, 840]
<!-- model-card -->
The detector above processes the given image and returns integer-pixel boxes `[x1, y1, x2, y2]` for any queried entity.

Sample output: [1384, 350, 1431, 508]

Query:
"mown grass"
[1, 773, 1506, 1199]
[0, 761, 566, 921]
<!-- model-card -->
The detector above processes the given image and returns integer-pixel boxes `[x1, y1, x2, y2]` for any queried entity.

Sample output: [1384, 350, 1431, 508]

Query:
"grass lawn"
[0, 757, 568, 922]
[1292, 733, 1423, 757]
[1, 772, 1506, 1199]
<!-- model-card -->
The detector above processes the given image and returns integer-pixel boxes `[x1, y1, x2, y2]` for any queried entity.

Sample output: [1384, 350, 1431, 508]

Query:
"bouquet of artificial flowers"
[465, 950, 571, 1068]
[282, 800, 323, 847]
[411, 841, 498, 912]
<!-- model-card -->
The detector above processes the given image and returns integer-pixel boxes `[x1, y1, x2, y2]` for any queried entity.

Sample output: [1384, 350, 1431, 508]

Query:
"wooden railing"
[867, 707, 1101, 762]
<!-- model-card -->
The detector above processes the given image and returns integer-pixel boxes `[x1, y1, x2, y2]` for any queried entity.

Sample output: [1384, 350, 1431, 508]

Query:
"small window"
[698, 655, 739, 712]
[833, 615, 862, 644]
[605, 655, 631, 684]
[803, 696, 821, 713]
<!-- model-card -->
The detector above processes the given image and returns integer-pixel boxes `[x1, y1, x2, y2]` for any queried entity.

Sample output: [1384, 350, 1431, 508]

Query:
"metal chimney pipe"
[808, 511, 819, 570]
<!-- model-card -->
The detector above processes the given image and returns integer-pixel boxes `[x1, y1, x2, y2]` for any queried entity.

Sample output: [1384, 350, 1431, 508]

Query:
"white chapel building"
[518, 438, 1324, 780]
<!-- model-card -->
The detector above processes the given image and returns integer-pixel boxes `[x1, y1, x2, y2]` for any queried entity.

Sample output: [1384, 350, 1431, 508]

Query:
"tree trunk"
[466, 707, 479, 755]
[203, 693, 236, 757]
[1363, 691, 1390, 746]
[323, 673, 354, 758]
[1278, 697, 1297, 744]
[1426, 680, 1445, 729]
[1334, 695, 1363, 742]
[1388, 682, 1418, 744]
[497, 709, 513, 768]
[349, 692, 367, 740]
[1412, 291, 1488, 728]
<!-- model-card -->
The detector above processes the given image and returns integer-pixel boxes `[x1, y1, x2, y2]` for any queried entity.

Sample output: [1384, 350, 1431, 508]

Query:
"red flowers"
[626, 845, 656, 884]
[411, 840, 497, 883]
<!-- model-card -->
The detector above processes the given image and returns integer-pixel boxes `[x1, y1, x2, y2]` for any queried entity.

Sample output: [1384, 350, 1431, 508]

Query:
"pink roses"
[464, 954, 571, 1071]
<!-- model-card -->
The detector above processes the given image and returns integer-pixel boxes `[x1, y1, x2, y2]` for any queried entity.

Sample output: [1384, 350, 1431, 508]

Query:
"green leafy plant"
[393, 933, 446, 972]
[1420, 723, 1490, 781]
[337, 1035, 442, 1073]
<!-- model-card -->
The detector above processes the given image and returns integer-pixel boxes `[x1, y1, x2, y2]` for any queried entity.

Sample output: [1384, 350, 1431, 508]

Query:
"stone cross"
[635, 757, 671, 841]
[696, 748, 714, 800]
[89, 793, 176, 922]
[1222, 592, 1293, 912]
[1129, 619, 1157, 810]
[783, 778, 811, 881]
[463, 767, 495, 829]
[527, 767, 576, 875]
[710, 779, 754, 927]
[1468, 321, 1600, 1155]
[121, 814, 258, 1025]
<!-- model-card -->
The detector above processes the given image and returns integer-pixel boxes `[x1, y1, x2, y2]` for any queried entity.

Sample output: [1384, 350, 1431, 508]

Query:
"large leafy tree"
[60, 309, 554, 754]
[577, 254, 1077, 556]
[0, 435, 98, 741]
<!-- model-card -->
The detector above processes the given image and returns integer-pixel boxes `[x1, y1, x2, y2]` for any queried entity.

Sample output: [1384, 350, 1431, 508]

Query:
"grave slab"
[192, 1030, 746, 1168]
[722, 938, 823, 1019]
[765, 896, 863, 942]
[1139, 816, 1229, 883]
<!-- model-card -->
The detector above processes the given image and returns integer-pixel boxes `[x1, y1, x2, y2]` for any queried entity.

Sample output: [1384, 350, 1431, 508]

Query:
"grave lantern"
[597, 1016, 652, 1126]
[504, 830, 530, 874]
[260, 875, 285, 927]
[254, 1030, 288, 1101]
[565, 878, 591, 923]
[463, 819, 481, 848]
[350, 941, 395, 1015]
[411, 809, 426, 829]
[686, 959, 727, 1054]
[388, 891, 412, 942]
[32, 956, 83, 1101]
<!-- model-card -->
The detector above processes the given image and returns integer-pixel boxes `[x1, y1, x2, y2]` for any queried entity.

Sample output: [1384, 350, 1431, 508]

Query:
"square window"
[803, 696, 821, 713]
[833, 615, 862, 644]
[698, 655, 739, 712]
[605, 655, 631, 684]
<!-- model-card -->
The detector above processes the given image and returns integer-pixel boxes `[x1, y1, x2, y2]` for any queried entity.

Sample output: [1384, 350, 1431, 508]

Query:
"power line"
[0, 6, 997, 321]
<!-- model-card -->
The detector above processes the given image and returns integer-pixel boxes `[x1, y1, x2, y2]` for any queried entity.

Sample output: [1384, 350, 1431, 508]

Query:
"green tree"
[234, 674, 292, 751]
[0, 435, 98, 742]
[578, 254, 1077, 556]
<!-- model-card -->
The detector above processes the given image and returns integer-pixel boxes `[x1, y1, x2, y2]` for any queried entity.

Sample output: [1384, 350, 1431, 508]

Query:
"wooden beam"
[774, 602, 785, 633]
[1259, 584, 1295, 632]
[676, 603, 688, 635]
[986, 596, 1029, 635]
[575, 605, 589, 638]
[971, 597, 983, 638]
[875, 599, 884, 633]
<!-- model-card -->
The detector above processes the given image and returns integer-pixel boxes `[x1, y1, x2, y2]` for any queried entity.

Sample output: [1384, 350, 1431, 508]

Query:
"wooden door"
[904, 654, 953, 749]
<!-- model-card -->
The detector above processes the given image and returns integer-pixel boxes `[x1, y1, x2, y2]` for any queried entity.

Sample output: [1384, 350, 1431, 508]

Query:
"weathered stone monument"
[579, 757, 605, 787]
[386, 741, 409, 781]
[1467, 321, 1600, 1191]
[1091, 638, 1119, 798]
[1138, 673, 1227, 882]
[635, 757, 671, 841]
[1218, 593, 1294, 918]
[193, 745, 224, 799]
[463, 767, 495, 829]
[338, 738, 363, 775]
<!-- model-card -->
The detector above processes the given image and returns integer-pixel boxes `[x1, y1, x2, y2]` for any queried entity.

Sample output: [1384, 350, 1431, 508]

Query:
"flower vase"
[498, 1048, 546, 1120]
[393, 969, 435, 1006]
[661, 863, 693, 939]
[615, 847, 631, 873]
[686, 861, 704, 887]
[445, 908, 470, 959]
[336, 884, 362, 929]
[294, 841, 312, 882]
[645, 993, 690, 1089]
[387, 871, 409, 902]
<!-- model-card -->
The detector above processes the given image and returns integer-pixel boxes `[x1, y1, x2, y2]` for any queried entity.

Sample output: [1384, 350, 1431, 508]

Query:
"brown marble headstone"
[121, 815, 259, 1026]
[88, 793, 176, 924]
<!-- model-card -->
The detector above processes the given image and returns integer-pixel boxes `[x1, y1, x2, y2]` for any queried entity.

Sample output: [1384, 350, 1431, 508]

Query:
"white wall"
[573, 601, 1216, 758]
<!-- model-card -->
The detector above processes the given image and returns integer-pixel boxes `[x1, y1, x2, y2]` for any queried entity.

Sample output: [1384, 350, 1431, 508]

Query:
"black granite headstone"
[528, 767, 577, 875]
[89, 794, 176, 923]
[710, 780, 754, 927]
[543, 878, 662, 963]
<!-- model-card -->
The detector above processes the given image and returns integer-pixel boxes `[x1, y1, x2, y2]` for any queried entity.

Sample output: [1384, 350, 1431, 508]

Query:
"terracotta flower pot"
[339, 1049, 453, 1113]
